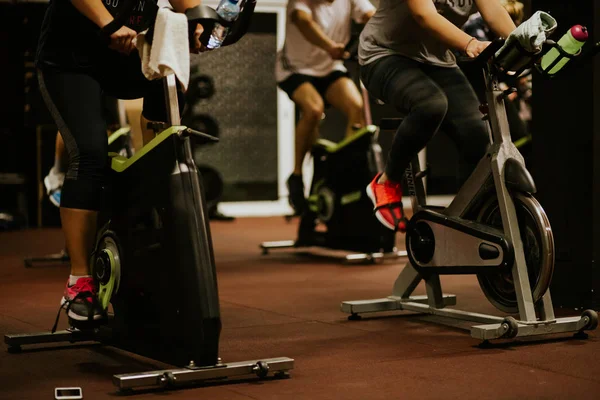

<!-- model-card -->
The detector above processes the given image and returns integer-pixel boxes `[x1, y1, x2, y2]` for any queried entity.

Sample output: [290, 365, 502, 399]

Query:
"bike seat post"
[406, 155, 427, 212]
[484, 40, 538, 146]
[164, 74, 181, 127]
[482, 65, 513, 146]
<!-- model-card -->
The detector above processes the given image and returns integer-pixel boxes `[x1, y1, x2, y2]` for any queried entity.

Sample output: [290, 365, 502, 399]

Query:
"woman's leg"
[39, 68, 108, 320]
[323, 76, 365, 137]
[424, 65, 490, 185]
[362, 56, 449, 183]
[360, 56, 449, 231]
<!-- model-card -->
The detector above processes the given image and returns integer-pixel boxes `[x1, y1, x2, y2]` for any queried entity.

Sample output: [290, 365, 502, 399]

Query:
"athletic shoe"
[48, 190, 61, 208]
[366, 173, 408, 232]
[44, 167, 64, 208]
[287, 173, 307, 215]
[51, 277, 105, 333]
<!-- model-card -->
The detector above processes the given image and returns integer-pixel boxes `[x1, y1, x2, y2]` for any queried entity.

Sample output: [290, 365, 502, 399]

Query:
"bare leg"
[324, 77, 365, 138]
[54, 132, 68, 173]
[60, 208, 97, 276]
[377, 172, 390, 184]
[291, 83, 325, 174]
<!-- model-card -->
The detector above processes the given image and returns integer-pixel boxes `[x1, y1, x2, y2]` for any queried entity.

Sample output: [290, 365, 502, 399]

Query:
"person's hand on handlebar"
[327, 42, 350, 60]
[109, 26, 138, 55]
[465, 38, 492, 58]
[190, 22, 208, 53]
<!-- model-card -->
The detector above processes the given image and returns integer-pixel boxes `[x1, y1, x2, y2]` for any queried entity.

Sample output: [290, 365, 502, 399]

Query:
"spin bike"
[5, 0, 294, 391]
[341, 34, 600, 342]
[260, 43, 403, 262]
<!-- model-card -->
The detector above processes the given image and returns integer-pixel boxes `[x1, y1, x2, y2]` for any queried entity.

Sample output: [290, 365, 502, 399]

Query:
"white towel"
[136, 8, 190, 90]
[497, 11, 557, 56]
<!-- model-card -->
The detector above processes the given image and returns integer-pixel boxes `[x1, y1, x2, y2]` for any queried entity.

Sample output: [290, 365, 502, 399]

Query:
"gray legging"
[360, 54, 490, 184]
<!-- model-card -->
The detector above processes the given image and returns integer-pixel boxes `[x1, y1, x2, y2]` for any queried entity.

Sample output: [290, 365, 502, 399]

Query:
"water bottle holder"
[536, 40, 582, 77]
[492, 39, 584, 81]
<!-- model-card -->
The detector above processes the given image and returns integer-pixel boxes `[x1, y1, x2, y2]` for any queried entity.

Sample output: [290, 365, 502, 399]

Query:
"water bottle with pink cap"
[541, 25, 589, 74]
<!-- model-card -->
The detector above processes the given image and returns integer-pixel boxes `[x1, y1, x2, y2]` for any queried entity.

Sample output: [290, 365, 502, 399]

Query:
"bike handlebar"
[223, 0, 256, 46]
[99, 0, 256, 48]
[456, 35, 598, 82]
[455, 38, 505, 66]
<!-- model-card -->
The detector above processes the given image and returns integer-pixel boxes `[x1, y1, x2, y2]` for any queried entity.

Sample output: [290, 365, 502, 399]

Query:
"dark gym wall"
[186, 12, 279, 202]
[0, 1, 57, 227]
[0, 1, 27, 175]
[532, 0, 600, 309]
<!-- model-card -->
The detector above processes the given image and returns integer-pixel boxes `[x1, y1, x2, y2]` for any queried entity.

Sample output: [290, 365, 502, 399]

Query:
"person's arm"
[169, 0, 204, 52]
[71, 0, 136, 54]
[406, 0, 488, 58]
[169, 0, 202, 13]
[70, 0, 115, 28]
[475, 0, 516, 39]
[352, 0, 375, 24]
[360, 9, 375, 24]
[291, 9, 346, 59]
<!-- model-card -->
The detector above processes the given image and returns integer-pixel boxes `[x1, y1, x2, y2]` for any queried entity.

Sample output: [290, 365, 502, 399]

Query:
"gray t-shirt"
[359, 0, 476, 67]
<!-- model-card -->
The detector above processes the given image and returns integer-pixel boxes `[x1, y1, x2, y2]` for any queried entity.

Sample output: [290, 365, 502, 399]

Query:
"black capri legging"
[360, 55, 490, 184]
[38, 50, 185, 211]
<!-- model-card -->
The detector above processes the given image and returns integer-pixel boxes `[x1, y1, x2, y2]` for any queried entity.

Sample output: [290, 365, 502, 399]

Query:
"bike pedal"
[415, 167, 430, 179]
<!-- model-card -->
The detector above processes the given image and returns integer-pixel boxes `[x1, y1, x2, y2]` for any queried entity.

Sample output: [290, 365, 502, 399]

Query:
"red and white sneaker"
[366, 173, 408, 232]
[60, 277, 104, 322]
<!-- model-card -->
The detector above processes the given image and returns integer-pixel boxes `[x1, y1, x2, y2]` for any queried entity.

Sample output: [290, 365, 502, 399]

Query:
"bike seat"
[314, 125, 377, 153]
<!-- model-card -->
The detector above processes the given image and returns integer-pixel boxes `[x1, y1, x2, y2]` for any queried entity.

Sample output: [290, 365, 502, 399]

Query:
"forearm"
[70, 0, 114, 28]
[169, 0, 202, 13]
[414, 10, 474, 52]
[475, 0, 516, 38]
[294, 18, 335, 51]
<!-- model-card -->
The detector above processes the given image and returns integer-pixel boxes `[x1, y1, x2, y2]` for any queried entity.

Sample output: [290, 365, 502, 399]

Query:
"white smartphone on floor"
[54, 387, 83, 399]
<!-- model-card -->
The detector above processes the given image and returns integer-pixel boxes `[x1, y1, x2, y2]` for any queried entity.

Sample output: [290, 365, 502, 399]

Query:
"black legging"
[38, 50, 184, 211]
[361, 55, 490, 184]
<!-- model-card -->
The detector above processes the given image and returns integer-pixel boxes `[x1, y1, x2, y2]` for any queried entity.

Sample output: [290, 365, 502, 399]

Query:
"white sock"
[69, 275, 91, 286]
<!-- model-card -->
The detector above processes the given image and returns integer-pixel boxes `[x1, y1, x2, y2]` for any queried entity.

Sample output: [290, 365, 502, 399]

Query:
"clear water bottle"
[541, 25, 588, 75]
[207, 0, 241, 50]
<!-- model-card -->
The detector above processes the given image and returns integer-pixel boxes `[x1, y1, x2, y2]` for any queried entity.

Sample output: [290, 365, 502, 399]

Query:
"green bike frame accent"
[97, 248, 117, 311]
[513, 134, 532, 149]
[308, 179, 326, 212]
[340, 191, 362, 206]
[107, 127, 132, 145]
[110, 126, 186, 172]
[315, 125, 378, 153]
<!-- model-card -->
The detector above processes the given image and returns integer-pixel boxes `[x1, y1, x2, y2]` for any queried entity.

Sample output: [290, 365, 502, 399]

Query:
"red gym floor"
[1, 217, 599, 399]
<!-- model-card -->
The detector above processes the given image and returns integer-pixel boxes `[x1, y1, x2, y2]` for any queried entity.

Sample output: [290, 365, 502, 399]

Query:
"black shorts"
[278, 70, 348, 101]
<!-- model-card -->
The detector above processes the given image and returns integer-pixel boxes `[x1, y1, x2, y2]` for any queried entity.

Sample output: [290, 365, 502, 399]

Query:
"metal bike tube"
[164, 75, 181, 126]
[484, 69, 537, 322]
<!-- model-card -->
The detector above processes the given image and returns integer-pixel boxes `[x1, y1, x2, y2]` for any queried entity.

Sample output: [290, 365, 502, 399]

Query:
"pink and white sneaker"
[60, 277, 104, 322]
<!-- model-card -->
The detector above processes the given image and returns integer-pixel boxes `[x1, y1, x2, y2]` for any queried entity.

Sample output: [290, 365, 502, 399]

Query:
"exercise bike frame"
[341, 37, 599, 342]
[6, 0, 294, 391]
